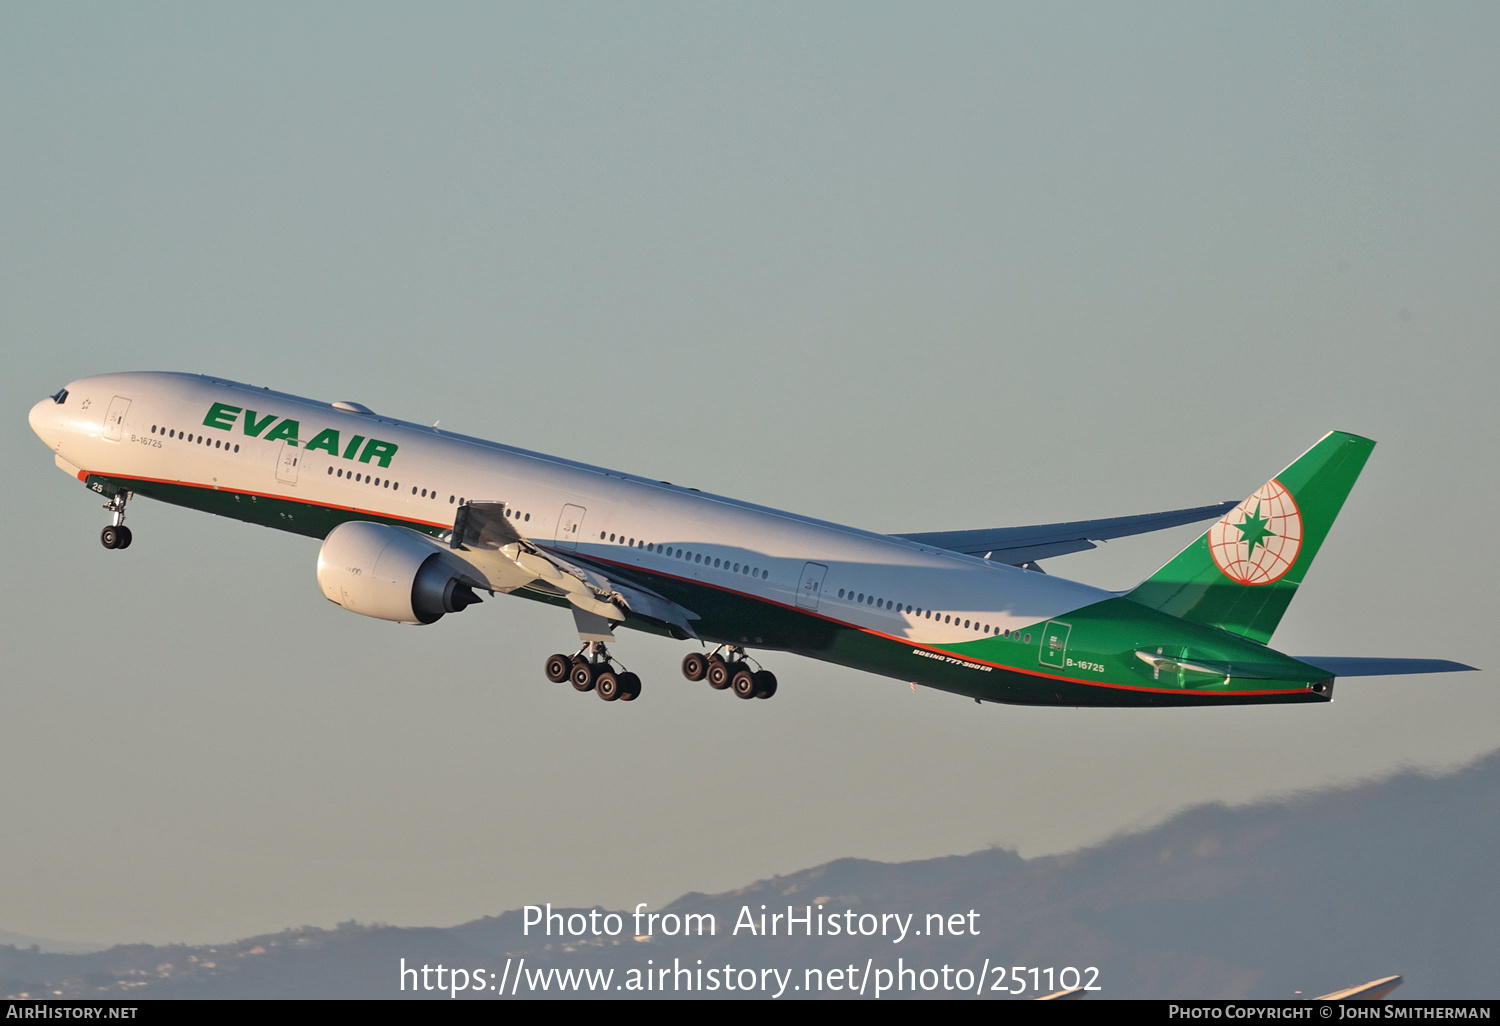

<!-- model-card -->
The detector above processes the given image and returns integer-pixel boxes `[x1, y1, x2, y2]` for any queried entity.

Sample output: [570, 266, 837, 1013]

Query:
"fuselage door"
[1039, 620, 1072, 668]
[103, 396, 131, 442]
[556, 503, 586, 551]
[275, 440, 300, 485]
[797, 562, 828, 610]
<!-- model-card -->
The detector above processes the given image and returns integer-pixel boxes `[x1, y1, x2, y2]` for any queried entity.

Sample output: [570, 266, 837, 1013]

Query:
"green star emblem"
[1234, 503, 1276, 559]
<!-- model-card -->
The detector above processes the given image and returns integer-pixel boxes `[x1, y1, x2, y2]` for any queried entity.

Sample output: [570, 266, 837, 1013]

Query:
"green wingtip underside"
[1125, 431, 1376, 644]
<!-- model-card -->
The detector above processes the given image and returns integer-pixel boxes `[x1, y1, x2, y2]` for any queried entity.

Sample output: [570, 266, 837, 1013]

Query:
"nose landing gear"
[100, 525, 132, 549]
[544, 643, 642, 703]
[100, 491, 133, 550]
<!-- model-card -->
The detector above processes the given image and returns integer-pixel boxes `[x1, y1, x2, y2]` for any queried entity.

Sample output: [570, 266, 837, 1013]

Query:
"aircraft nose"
[29, 395, 60, 448]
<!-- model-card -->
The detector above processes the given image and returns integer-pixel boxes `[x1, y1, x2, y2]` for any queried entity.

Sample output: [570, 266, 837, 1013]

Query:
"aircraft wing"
[449, 501, 699, 637]
[1293, 657, 1478, 677]
[893, 501, 1239, 567]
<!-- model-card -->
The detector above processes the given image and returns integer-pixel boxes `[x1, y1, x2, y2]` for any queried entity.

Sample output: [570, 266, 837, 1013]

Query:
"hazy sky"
[2, 3, 1497, 945]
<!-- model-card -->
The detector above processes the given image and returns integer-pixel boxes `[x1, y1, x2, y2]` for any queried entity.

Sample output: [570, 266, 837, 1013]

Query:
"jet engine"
[317, 521, 482, 624]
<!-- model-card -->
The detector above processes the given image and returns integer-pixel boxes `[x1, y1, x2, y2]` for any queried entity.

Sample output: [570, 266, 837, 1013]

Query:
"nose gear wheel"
[101, 525, 133, 550]
[99, 490, 133, 549]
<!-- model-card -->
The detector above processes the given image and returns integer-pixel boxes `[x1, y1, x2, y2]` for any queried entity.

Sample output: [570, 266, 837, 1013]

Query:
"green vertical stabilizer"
[1124, 431, 1375, 644]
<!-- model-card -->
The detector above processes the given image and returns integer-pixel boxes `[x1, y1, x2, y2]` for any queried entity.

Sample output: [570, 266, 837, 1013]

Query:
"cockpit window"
[51, 388, 68, 404]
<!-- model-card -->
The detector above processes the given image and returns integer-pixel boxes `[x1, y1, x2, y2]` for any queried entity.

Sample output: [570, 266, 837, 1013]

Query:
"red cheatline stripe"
[88, 471, 1309, 698]
[581, 555, 1309, 697]
[78, 470, 451, 532]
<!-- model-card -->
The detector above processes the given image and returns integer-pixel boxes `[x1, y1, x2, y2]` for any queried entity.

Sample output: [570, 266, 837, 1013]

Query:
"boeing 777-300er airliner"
[28, 373, 1475, 706]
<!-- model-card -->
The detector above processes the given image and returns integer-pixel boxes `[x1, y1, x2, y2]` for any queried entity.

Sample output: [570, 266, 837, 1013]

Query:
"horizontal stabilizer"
[895, 501, 1238, 566]
[1133, 651, 1292, 681]
[1295, 657, 1478, 677]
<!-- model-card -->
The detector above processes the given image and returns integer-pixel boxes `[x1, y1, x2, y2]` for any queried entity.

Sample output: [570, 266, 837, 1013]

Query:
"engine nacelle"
[317, 521, 482, 624]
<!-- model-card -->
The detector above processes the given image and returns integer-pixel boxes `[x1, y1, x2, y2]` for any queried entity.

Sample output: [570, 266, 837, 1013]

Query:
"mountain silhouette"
[4, 751, 1497, 999]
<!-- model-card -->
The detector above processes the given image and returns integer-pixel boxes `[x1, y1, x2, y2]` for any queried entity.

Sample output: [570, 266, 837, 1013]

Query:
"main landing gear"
[100, 491, 133, 550]
[681, 646, 777, 699]
[544, 644, 642, 703]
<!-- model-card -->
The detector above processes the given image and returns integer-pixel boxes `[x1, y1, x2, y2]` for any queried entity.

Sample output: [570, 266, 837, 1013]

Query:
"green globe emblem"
[1208, 480, 1303, 585]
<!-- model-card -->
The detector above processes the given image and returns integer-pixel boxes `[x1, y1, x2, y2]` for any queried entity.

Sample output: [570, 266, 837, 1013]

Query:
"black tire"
[116, 526, 133, 549]
[731, 668, 758, 699]
[100, 526, 120, 549]
[706, 657, 731, 690]
[617, 672, 642, 701]
[681, 653, 708, 682]
[596, 672, 621, 701]
[544, 654, 572, 683]
[570, 661, 596, 692]
[753, 671, 777, 699]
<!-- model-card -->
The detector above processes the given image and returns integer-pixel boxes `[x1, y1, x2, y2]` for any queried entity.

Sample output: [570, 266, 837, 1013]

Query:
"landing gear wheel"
[753, 671, 777, 699]
[596, 671, 621, 701]
[731, 668, 759, 699]
[617, 672, 642, 702]
[544, 654, 572, 683]
[707, 657, 732, 690]
[681, 653, 708, 682]
[570, 661, 596, 692]
[100, 490, 131, 549]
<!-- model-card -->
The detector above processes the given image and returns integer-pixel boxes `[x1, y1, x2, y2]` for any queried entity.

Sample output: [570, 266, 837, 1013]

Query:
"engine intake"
[317, 521, 482, 624]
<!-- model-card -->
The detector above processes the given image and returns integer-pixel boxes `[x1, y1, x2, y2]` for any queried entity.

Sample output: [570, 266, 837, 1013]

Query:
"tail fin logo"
[1208, 480, 1303, 585]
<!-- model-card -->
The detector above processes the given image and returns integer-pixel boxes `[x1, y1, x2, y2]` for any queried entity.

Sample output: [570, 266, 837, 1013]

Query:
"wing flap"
[450, 500, 698, 634]
[608, 580, 700, 638]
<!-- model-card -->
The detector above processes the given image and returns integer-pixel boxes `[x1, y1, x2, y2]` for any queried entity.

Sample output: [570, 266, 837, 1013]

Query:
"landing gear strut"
[682, 646, 777, 699]
[100, 491, 133, 550]
[544, 643, 641, 703]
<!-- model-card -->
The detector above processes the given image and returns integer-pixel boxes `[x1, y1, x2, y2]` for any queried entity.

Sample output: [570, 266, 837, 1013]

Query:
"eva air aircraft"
[29, 372, 1474, 706]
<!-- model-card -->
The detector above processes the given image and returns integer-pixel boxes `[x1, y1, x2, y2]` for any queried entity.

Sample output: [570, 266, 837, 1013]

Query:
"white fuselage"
[30, 372, 1112, 648]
